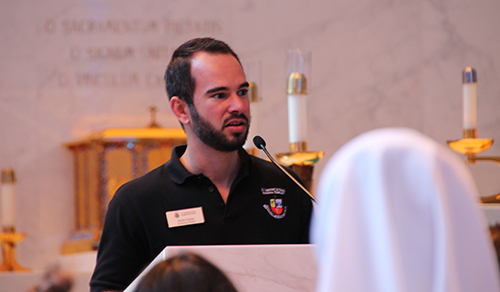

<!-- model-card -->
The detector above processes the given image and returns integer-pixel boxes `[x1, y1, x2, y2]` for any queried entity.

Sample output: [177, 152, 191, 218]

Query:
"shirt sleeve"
[89, 187, 151, 292]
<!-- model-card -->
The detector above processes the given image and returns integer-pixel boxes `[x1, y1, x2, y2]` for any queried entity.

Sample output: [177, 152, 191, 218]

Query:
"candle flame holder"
[447, 129, 500, 203]
[0, 227, 30, 272]
[447, 129, 500, 165]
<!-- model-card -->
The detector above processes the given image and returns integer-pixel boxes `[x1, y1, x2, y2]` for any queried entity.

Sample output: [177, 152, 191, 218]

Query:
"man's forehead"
[190, 51, 240, 67]
[190, 52, 246, 87]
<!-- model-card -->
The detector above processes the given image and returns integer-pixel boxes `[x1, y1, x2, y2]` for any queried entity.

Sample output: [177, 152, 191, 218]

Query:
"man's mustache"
[223, 113, 249, 127]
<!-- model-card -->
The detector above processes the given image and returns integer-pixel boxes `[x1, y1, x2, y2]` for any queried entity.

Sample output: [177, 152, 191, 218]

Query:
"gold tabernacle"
[61, 109, 186, 254]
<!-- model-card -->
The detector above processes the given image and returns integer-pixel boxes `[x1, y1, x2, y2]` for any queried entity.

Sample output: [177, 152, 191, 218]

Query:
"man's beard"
[189, 105, 250, 152]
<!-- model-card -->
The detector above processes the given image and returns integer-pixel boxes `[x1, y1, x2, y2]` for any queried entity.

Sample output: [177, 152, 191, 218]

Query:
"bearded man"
[90, 37, 313, 292]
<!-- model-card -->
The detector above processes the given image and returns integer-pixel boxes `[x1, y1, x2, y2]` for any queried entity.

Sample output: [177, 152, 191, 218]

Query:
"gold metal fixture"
[249, 82, 259, 103]
[62, 108, 186, 254]
[244, 81, 260, 156]
[287, 73, 308, 95]
[447, 129, 498, 164]
[0, 227, 30, 272]
[148, 106, 161, 128]
[1, 168, 15, 184]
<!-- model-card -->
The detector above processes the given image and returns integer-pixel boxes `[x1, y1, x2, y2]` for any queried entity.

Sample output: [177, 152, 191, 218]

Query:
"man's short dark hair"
[164, 37, 240, 106]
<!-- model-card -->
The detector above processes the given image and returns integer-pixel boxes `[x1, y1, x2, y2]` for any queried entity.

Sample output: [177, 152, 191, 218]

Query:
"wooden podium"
[124, 244, 317, 292]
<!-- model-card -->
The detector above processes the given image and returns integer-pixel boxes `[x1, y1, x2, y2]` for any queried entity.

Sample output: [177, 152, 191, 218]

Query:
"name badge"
[166, 207, 205, 228]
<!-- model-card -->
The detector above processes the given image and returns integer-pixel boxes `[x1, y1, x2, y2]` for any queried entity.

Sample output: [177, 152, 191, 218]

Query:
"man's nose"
[228, 93, 247, 113]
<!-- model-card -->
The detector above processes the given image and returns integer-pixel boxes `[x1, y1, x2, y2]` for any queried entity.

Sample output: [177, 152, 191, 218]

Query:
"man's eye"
[238, 89, 249, 96]
[212, 93, 226, 99]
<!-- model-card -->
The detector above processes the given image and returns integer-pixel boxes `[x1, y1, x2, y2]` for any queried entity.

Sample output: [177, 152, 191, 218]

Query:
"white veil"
[311, 128, 500, 292]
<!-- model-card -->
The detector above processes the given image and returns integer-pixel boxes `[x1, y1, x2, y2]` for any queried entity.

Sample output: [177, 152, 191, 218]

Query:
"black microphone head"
[253, 135, 266, 149]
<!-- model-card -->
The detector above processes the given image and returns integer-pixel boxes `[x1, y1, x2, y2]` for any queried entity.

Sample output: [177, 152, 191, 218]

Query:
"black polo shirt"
[90, 145, 313, 292]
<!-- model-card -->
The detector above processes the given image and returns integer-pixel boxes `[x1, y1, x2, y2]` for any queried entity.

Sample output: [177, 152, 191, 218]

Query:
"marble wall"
[1, 0, 499, 270]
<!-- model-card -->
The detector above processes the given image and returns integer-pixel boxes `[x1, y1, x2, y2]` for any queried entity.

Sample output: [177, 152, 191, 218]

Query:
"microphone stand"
[254, 136, 319, 204]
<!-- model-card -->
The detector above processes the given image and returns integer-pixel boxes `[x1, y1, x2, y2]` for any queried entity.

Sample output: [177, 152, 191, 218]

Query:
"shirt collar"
[165, 145, 253, 184]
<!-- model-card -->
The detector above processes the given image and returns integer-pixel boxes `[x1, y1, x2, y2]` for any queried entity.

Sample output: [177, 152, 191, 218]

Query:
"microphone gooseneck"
[253, 135, 317, 204]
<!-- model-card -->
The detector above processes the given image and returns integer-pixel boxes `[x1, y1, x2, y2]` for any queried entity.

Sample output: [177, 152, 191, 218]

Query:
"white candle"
[286, 49, 311, 145]
[463, 83, 477, 129]
[288, 93, 308, 143]
[462, 67, 477, 130]
[1, 169, 16, 228]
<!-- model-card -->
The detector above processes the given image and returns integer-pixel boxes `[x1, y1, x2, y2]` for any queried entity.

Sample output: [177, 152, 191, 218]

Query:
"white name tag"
[166, 207, 205, 228]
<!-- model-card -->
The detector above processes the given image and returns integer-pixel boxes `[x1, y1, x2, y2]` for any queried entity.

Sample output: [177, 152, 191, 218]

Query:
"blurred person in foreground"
[311, 127, 500, 292]
[26, 264, 73, 292]
[134, 252, 238, 292]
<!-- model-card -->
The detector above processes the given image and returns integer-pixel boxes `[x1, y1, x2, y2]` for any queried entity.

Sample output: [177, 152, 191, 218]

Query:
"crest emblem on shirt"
[263, 197, 287, 219]
[270, 198, 283, 215]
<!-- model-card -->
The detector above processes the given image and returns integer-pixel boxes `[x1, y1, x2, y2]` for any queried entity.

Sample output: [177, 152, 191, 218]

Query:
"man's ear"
[170, 96, 191, 125]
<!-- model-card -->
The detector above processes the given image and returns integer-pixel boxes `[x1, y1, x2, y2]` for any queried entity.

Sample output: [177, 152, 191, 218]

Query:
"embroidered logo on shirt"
[263, 198, 287, 219]
[261, 188, 285, 195]
[270, 198, 283, 215]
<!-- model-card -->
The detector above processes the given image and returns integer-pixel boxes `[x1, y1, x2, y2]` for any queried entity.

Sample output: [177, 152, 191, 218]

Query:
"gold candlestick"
[0, 227, 30, 272]
[447, 68, 499, 165]
[279, 49, 324, 193]
[447, 68, 500, 204]
[0, 169, 29, 272]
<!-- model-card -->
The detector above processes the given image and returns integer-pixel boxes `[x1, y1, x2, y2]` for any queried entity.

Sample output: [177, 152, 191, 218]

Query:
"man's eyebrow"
[205, 86, 228, 95]
[205, 82, 249, 95]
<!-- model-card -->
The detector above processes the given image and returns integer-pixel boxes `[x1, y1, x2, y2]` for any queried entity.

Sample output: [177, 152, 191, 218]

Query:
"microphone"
[253, 136, 317, 204]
